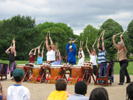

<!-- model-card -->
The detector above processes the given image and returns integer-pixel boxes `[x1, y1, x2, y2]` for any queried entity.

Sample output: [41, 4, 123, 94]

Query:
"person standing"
[113, 34, 131, 85]
[5, 39, 16, 78]
[66, 41, 77, 65]
[86, 45, 97, 76]
[46, 37, 56, 63]
[29, 48, 37, 64]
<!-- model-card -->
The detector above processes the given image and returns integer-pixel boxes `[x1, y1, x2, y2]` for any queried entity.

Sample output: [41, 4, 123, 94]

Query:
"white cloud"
[0, 0, 133, 35]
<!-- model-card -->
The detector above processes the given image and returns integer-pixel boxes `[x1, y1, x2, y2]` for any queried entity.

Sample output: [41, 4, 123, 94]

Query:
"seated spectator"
[47, 79, 70, 100]
[67, 81, 89, 100]
[0, 82, 6, 100]
[7, 68, 30, 100]
[126, 82, 133, 100]
[89, 87, 109, 100]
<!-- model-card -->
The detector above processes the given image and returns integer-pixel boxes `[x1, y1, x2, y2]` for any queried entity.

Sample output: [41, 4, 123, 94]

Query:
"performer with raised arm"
[86, 44, 97, 76]
[37, 45, 44, 65]
[46, 36, 56, 63]
[113, 34, 131, 85]
[29, 48, 37, 64]
[55, 49, 62, 65]
[5, 39, 16, 78]
[66, 41, 77, 65]
[97, 36, 106, 79]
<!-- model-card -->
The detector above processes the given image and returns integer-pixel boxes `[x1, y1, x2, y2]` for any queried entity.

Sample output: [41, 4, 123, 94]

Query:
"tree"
[0, 15, 40, 60]
[98, 19, 123, 60]
[79, 25, 99, 56]
[127, 20, 133, 54]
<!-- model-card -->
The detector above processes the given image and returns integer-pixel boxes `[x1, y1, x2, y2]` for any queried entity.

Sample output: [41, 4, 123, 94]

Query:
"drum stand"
[22, 66, 32, 82]
[95, 62, 112, 86]
[41, 66, 51, 83]
[81, 67, 96, 85]
[61, 67, 71, 82]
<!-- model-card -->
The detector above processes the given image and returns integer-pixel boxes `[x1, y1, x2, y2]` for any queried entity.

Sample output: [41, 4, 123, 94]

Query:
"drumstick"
[56, 42, 58, 50]
[39, 41, 43, 47]
[49, 31, 50, 37]
[47, 31, 50, 37]
[82, 41, 84, 48]
[102, 30, 105, 38]
[99, 30, 105, 39]
[74, 38, 78, 42]
[93, 38, 97, 46]
[115, 32, 122, 36]
[86, 37, 88, 46]
[122, 30, 126, 35]
[80, 41, 81, 48]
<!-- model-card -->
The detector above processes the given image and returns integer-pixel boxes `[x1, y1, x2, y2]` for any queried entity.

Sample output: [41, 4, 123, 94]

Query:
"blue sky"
[0, 0, 133, 35]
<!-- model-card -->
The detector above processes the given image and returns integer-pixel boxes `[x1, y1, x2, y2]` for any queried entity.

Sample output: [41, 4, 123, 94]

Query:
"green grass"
[0, 60, 133, 75]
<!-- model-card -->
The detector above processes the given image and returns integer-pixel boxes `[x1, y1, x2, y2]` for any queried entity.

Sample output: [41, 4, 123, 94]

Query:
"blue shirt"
[66, 43, 77, 64]
[37, 57, 43, 65]
[98, 49, 106, 64]
[0, 95, 3, 100]
[67, 94, 89, 100]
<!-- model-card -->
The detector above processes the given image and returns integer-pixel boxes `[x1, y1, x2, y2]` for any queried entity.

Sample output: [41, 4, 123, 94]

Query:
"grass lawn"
[0, 59, 133, 75]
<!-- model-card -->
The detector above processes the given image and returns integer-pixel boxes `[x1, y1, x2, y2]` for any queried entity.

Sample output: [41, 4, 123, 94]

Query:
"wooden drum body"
[48, 66, 63, 84]
[32, 68, 44, 78]
[71, 67, 83, 78]
[69, 67, 83, 85]
[50, 67, 63, 77]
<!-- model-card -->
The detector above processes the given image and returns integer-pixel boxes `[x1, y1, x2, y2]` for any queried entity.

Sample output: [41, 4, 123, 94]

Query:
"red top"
[29, 55, 35, 63]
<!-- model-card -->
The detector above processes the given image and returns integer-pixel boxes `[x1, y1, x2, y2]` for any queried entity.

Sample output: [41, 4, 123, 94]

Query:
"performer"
[78, 53, 84, 65]
[46, 37, 56, 63]
[78, 47, 85, 61]
[37, 46, 44, 65]
[29, 48, 37, 64]
[66, 41, 77, 65]
[5, 39, 16, 78]
[113, 34, 131, 85]
[97, 37, 107, 78]
[55, 49, 62, 65]
[86, 45, 97, 76]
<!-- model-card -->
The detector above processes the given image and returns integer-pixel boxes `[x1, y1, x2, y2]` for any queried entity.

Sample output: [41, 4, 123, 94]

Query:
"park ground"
[0, 60, 133, 100]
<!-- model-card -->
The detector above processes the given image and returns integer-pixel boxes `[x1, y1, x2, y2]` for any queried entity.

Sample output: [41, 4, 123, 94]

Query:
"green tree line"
[0, 15, 133, 61]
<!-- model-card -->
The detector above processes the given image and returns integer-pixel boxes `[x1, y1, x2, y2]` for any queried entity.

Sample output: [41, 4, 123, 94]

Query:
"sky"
[0, 0, 133, 35]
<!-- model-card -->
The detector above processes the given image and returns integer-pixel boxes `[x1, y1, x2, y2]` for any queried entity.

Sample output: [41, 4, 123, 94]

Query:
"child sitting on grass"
[47, 79, 70, 100]
[7, 68, 30, 100]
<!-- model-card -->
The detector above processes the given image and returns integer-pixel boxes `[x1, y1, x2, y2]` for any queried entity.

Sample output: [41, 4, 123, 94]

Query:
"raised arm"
[92, 45, 96, 56]
[29, 49, 34, 55]
[72, 41, 77, 55]
[49, 37, 55, 51]
[120, 35, 127, 52]
[112, 35, 118, 50]
[38, 46, 40, 54]
[86, 45, 91, 55]
[66, 41, 71, 53]
[46, 37, 49, 51]
[41, 46, 44, 57]
[34, 48, 37, 55]
[58, 50, 61, 60]
[102, 37, 105, 51]
[5, 46, 11, 55]
[97, 38, 100, 49]
[14, 50, 17, 57]
[12, 39, 15, 49]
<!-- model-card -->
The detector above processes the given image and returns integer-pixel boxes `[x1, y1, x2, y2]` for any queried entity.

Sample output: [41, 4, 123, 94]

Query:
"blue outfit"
[0, 95, 3, 100]
[98, 50, 107, 77]
[66, 43, 77, 65]
[37, 57, 43, 65]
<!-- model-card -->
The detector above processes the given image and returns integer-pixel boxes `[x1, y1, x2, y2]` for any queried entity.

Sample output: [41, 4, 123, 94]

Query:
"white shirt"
[46, 50, 55, 61]
[78, 57, 84, 65]
[90, 54, 97, 65]
[7, 85, 30, 100]
[78, 50, 85, 61]
[67, 94, 89, 100]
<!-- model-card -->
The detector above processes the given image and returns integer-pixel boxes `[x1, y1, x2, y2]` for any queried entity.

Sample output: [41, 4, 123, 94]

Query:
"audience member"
[7, 68, 30, 100]
[47, 79, 70, 100]
[126, 82, 133, 100]
[89, 87, 109, 100]
[67, 81, 89, 100]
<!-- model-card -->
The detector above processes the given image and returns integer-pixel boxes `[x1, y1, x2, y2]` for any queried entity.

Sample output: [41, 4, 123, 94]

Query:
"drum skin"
[32, 68, 44, 77]
[71, 67, 83, 78]
[51, 68, 63, 77]
[16, 66, 25, 72]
